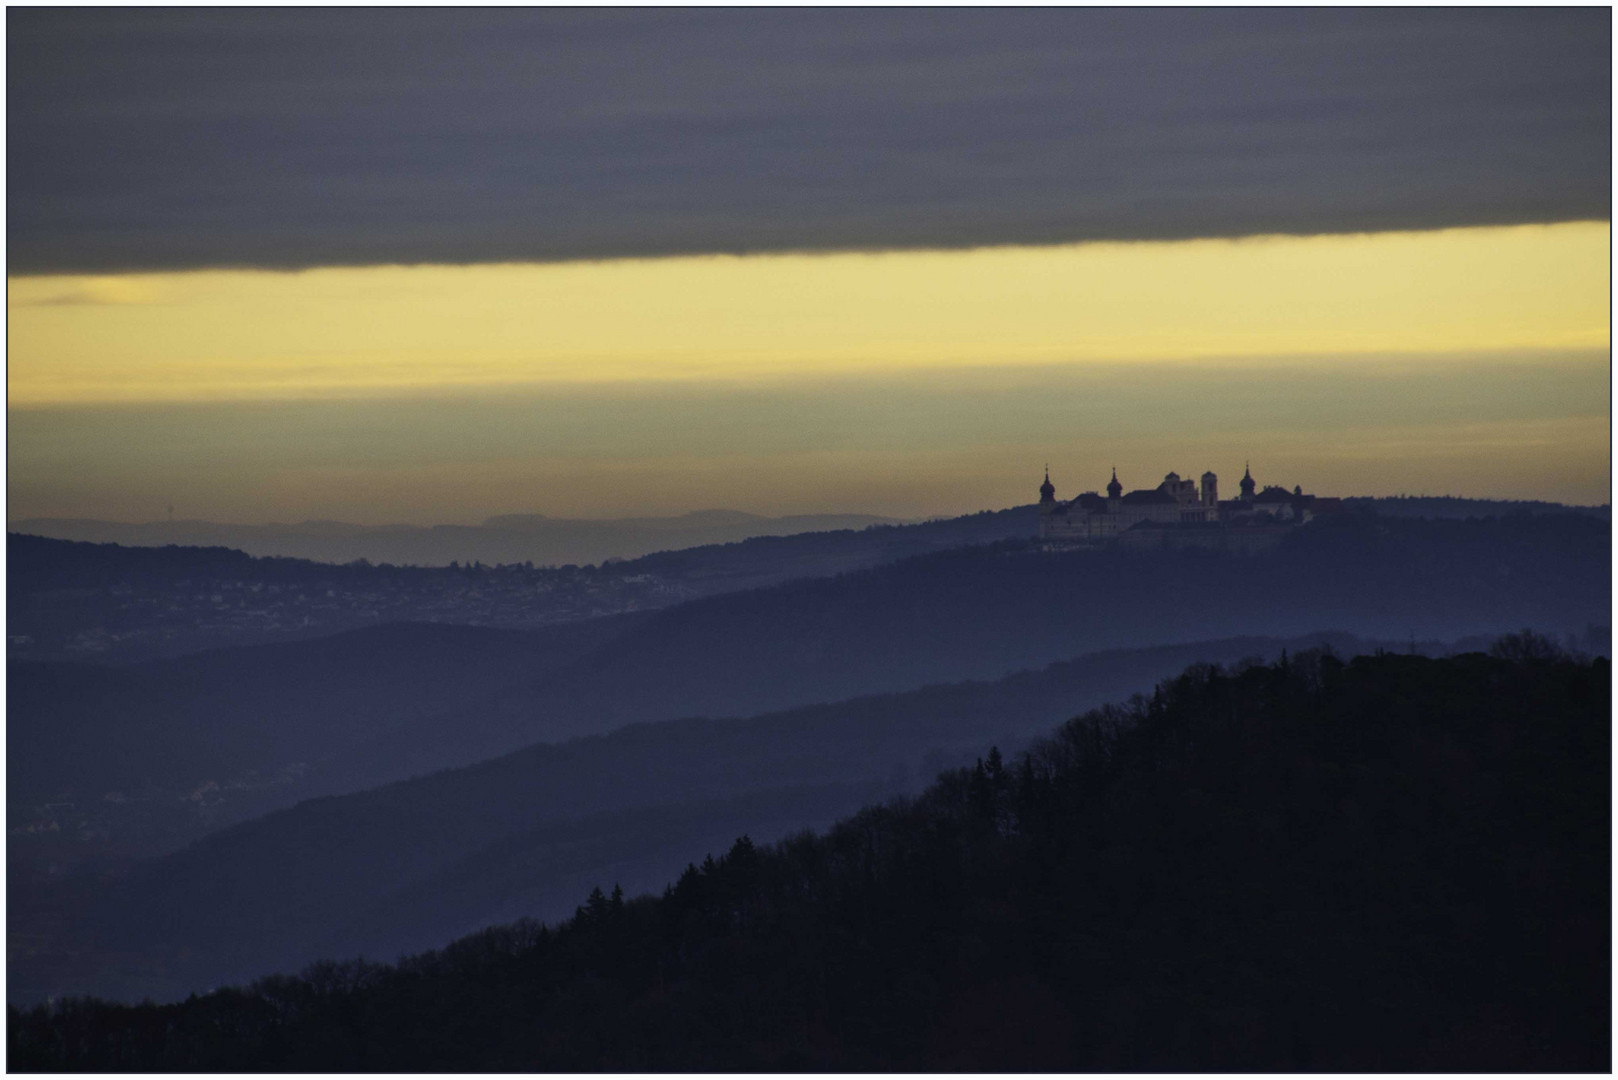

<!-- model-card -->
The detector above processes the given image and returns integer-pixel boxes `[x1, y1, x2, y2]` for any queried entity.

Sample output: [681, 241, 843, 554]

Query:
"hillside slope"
[13, 512, 1607, 862]
[14, 646, 1608, 1071]
[11, 633, 1380, 1006]
[8, 616, 650, 860]
[7, 507, 1037, 662]
[402, 512, 1610, 762]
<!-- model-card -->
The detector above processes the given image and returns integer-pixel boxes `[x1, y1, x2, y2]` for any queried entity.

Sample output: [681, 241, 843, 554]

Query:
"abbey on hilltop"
[1037, 464, 1340, 545]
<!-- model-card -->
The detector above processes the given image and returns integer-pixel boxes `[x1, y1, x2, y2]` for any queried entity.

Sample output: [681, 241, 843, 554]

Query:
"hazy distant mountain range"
[7, 510, 905, 569]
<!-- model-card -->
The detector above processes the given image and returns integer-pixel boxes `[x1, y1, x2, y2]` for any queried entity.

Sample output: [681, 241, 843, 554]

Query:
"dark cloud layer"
[8, 9, 1610, 273]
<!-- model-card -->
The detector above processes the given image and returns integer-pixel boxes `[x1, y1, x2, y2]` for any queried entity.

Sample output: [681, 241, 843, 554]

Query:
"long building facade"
[1038, 465, 1337, 542]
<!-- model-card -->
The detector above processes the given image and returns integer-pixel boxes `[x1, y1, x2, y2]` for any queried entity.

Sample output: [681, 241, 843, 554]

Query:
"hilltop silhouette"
[12, 644, 1608, 1071]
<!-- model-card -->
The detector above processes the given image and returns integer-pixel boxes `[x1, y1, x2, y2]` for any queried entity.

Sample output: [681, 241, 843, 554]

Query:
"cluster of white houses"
[1037, 465, 1340, 544]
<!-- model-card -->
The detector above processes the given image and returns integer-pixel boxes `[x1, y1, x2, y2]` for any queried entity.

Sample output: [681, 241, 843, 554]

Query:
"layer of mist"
[9, 632, 1479, 1004]
[9, 510, 902, 569]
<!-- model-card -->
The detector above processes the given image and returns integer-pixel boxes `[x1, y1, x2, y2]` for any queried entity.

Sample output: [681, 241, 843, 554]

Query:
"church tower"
[1239, 463, 1256, 503]
[1107, 468, 1123, 511]
[1039, 467, 1056, 508]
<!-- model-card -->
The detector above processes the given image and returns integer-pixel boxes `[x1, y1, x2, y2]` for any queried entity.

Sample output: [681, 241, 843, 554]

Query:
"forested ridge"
[11, 633, 1432, 1008]
[11, 641, 1608, 1071]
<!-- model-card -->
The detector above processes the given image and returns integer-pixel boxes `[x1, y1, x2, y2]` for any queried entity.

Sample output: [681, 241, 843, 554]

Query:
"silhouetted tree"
[1490, 627, 1565, 662]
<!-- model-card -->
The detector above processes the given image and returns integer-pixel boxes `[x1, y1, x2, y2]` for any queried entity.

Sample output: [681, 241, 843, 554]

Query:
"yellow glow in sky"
[6, 221, 1610, 405]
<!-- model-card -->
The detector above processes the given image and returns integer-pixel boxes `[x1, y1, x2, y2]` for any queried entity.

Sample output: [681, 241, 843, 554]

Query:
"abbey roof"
[1121, 489, 1177, 505]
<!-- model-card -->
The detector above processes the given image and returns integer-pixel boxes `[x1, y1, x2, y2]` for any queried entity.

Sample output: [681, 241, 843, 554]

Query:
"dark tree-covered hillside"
[11, 641, 1608, 1071]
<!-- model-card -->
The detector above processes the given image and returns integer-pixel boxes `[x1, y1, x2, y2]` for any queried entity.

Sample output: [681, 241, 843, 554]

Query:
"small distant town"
[1037, 464, 1340, 551]
[7, 561, 700, 664]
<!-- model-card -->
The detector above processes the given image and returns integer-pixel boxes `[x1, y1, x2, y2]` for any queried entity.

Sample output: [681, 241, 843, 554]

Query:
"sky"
[7, 9, 1611, 523]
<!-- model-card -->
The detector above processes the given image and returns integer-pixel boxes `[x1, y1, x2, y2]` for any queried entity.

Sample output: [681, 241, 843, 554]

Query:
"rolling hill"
[13, 646, 1607, 1071]
[12, 511, 1608, 865]
[13, 632, 1415, 1006]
